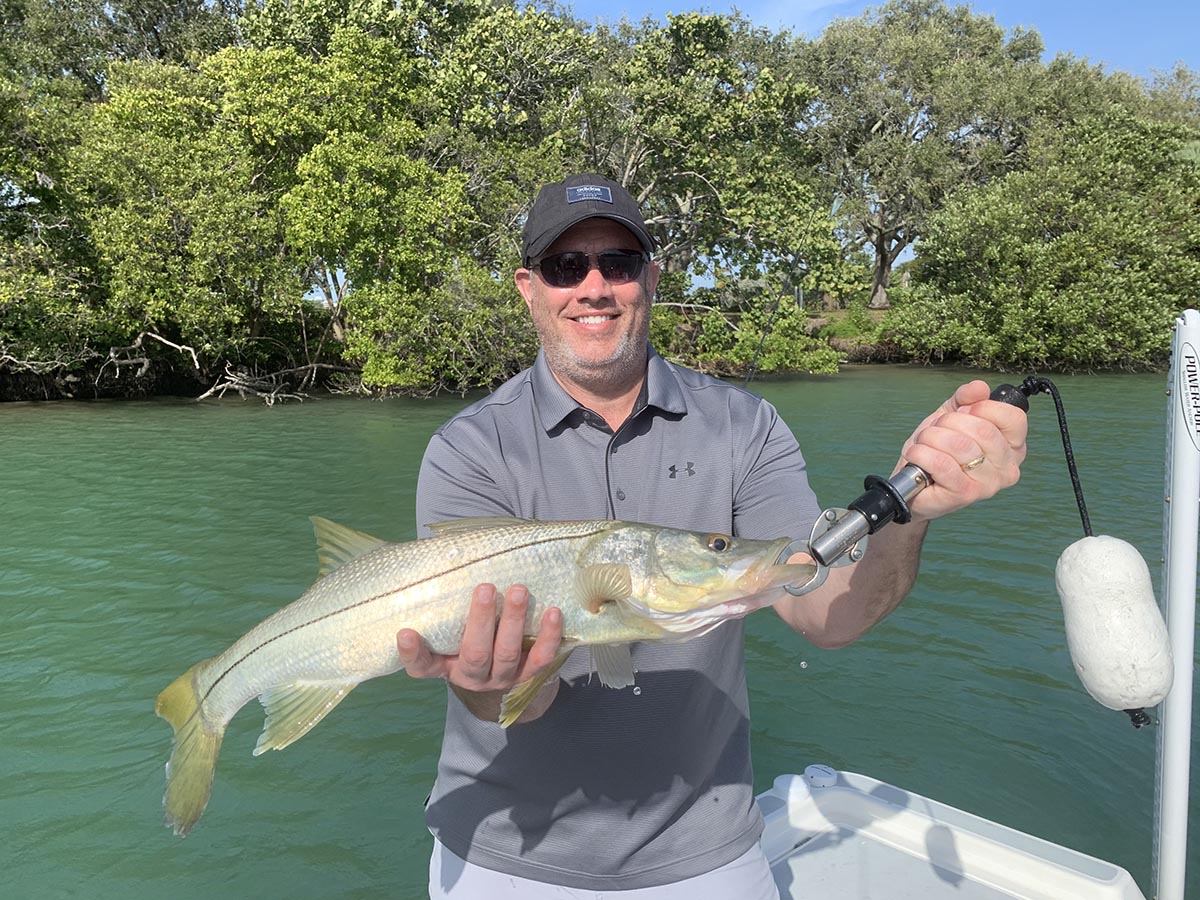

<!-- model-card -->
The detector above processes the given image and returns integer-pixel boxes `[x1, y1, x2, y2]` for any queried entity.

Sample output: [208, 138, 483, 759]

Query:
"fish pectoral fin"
[310, 517, 387, 577]
[498, 646, 573, 728]
[590, 643, 636, 689]
[576, 563, 633, 614]
[254, 681, 357, 755]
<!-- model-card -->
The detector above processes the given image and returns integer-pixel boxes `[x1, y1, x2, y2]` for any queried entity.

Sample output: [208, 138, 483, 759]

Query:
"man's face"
[515, 218, 660, 395]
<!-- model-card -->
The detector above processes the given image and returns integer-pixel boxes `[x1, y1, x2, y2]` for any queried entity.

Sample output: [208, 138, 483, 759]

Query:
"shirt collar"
[531, 346, 688, 433]
[644, 347, 688, 416]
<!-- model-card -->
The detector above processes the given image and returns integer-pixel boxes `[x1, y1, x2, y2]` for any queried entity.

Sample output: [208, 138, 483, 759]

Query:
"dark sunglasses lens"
[598, 251, 644, 284]
[538, 250, 645, 287]
[540, 253, 590, 287]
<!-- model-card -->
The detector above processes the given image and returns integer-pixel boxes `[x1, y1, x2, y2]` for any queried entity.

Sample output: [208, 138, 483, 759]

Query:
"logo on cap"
[566, 185, 613, 204]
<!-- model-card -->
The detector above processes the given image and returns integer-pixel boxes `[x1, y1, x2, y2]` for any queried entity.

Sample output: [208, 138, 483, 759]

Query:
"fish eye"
[707, 534, 731, 552]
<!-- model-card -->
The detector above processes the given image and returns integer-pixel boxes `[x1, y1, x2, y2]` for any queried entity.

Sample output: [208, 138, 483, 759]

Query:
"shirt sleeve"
[731, 400, 822, 543]
[415, 428, 515, 538]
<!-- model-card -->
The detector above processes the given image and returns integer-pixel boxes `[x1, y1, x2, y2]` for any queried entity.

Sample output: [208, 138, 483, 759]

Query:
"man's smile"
[573, 314, 617, 324]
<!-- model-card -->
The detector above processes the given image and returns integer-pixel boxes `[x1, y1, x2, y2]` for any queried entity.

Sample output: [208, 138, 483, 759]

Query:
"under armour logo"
[668, 462, 696, 479]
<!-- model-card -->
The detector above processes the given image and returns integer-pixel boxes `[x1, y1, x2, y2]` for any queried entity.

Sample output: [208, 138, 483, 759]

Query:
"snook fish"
[155, 516, 814, 836]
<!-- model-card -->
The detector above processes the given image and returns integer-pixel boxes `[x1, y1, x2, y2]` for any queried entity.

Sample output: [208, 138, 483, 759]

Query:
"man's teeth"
[576, 315, 613, 324]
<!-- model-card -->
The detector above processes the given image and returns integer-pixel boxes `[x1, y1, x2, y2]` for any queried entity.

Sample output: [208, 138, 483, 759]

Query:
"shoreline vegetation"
[0, 305, 1159, 405]
[3, 1, 1197, 403]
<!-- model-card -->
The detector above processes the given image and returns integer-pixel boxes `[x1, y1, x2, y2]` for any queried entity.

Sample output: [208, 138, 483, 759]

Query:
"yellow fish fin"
[498, 646, 573, 728]
[310, 517, 387, 577]
[590, 644, 636, 689]
[576, 563, 632, 614]
[155, 659, 225, 837]
[425, 516, 530, 537]
[253, 681, 357, 755]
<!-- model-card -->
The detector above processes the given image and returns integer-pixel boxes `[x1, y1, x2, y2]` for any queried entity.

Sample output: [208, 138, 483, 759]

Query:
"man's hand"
[396, 583, 564, 722]
[776, 380, 1028, 648]
[899, 380, 1028, 522]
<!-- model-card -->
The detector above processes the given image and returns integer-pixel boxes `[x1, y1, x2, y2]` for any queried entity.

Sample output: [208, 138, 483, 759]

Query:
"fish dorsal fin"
[311, 517, 387, 577]
[576, 563, 633, 614]
[254, 681, 357, 755]
[498, 645, 574, 728]
[591, 644, 636, 689]
[425, 516, 529, 537]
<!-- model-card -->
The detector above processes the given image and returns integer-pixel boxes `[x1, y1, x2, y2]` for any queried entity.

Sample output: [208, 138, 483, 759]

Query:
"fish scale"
[193, 520, 615, 732]
[154, 516, 813, 836]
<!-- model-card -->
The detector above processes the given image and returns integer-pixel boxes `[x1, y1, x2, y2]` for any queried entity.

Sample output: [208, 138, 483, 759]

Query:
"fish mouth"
[733, 537, 816, 595]
[624, 537, 817, 633]
[772, 537, 810, 566]
[701, 557, 816, 620]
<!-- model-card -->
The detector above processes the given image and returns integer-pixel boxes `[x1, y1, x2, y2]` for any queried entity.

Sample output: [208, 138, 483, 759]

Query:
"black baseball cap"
[521, 173, 655, 265]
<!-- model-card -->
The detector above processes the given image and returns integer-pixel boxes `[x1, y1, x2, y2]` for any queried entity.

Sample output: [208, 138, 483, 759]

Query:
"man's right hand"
[396, 583, 564, 722]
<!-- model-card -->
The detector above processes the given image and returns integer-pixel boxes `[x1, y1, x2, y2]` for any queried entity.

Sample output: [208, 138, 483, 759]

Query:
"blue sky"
[564, 1, 1198, 81]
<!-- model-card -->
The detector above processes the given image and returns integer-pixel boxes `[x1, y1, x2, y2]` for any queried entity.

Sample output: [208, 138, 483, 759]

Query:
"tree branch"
[98, 332, 200, 384]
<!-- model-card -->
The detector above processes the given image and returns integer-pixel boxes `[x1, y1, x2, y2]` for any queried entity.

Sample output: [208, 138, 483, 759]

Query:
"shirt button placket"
[609, 437, 623, 506]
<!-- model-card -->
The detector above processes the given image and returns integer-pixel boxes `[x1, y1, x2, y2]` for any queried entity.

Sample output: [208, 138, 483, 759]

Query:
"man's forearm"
[775, 518, 928, 649]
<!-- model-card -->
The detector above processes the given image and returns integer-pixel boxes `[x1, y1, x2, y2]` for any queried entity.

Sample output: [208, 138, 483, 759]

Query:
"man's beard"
[537, 323, 648, 395]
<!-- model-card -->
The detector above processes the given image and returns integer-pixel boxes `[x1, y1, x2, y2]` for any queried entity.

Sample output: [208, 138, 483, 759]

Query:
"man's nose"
[575, 261, 616, 298]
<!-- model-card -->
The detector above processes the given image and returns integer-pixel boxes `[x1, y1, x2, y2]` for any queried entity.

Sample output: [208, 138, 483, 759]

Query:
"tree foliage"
[64, 26, 525, 391]
[1, 0, 1198, 399]
[793, 0, 1045, 308]
[886, 109, 1200, 370]
[575, 12, 848, 373]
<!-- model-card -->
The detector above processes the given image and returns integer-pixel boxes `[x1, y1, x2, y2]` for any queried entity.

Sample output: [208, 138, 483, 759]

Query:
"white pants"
[428, 838, 781, 899]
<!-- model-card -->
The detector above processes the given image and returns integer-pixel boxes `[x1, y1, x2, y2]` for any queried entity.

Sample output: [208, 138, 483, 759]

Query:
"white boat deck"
[757, 766, 1146, 900]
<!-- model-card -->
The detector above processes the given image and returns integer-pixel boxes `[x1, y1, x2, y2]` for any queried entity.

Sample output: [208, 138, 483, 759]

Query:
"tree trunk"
[869, 243, 893, 310]
[868, 229, 909, 310]
[319, 267, 347, 342]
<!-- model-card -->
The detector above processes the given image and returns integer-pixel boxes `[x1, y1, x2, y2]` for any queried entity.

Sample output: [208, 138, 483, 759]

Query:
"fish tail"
[155, 660, 225, 837]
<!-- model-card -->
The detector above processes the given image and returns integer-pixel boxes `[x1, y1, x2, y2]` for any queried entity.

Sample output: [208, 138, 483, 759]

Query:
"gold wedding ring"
[961, 455, 986, 471]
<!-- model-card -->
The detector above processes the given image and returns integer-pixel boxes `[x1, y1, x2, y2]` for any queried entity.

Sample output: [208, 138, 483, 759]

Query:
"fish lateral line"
[201, 523, 615, 704]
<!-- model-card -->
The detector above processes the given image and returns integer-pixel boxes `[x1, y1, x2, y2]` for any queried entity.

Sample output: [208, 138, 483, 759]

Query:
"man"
[397, 174, 1027, 898]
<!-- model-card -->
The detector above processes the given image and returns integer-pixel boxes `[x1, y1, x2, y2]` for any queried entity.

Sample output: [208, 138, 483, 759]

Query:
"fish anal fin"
[591, 644, 636, 689]
[254, 681, 357, 755]
[310, 517, 387, 578]
[577, 563, 632, 614]
[498, 647, 573, 728]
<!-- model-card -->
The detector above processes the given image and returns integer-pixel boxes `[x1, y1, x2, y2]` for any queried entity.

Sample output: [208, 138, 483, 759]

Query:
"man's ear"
[645, 260, 661, 298]
[514, 268, 534, 311]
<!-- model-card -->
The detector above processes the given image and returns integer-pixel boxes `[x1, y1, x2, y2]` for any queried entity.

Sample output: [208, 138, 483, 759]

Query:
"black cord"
[1019, 378, 1151, 728]
[1020, 376, 1093, 537]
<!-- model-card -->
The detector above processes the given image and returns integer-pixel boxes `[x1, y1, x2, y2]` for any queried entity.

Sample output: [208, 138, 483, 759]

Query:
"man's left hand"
[898, 379, 1028, 522]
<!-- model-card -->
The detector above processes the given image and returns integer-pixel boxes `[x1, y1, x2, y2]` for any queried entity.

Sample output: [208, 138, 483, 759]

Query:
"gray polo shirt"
[415, 347, 820, 891]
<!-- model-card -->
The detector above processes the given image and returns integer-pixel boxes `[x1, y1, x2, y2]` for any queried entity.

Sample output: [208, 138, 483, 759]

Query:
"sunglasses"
[532, 249, 648, 288]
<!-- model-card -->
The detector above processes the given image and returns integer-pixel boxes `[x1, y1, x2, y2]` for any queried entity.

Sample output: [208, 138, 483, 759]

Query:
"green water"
[3, 366, 1196, 899]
